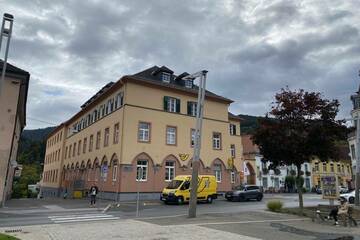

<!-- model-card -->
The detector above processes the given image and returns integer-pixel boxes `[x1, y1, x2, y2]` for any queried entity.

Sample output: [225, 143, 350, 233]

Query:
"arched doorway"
[246, 162, 256, 184]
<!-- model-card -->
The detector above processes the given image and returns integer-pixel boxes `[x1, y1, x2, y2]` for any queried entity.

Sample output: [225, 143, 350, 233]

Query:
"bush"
[267, 200, 283, 212]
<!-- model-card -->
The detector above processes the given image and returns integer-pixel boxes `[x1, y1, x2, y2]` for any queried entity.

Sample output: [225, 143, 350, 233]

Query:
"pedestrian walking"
[89, 185, 99, 207]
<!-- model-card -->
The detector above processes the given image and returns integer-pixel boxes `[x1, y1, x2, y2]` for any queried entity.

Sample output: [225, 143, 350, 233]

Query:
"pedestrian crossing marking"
[48, 213, 119, 224]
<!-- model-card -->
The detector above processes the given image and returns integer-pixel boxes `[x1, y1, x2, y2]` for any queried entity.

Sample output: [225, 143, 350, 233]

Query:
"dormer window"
[185, 80, 193, 88]
[161, 72, 171, 83]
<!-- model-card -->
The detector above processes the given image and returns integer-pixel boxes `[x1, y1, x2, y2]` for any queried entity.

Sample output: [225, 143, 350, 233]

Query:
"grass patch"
[267, 200, 283, 212]
[0, 233, 20, 240]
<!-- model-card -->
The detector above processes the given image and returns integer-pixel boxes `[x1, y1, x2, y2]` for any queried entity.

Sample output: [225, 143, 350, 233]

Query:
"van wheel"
[177, 196, 184, 205]
[207, 196, 213, 204]
[349, 197, 355, 204]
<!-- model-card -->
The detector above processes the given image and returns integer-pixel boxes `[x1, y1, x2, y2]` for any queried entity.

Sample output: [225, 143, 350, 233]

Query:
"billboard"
[321, 174, 339, 200]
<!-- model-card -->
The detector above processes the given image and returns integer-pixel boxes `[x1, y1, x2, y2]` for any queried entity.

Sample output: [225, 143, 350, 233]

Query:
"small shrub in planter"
[267, 200, 283, 212]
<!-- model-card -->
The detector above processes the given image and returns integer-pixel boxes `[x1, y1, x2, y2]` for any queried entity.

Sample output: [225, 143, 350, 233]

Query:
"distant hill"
[22, 127, 56, 142]
[239, 114, 263, 135]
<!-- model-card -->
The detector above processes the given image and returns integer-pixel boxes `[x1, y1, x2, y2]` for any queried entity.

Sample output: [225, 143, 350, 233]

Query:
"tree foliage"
[12, 128, 53, 198]
[252, 88, 347, 208]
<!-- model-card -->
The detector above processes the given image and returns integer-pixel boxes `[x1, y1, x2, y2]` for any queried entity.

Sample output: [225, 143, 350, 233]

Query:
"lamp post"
[182, 70, 208, 218]
[0, 13, 14, 96]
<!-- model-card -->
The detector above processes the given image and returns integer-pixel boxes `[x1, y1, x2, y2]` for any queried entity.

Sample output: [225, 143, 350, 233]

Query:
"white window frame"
[191, 129, 196, 147]
[112, 164, 118, 182]
[165, 161, 175, 182]
[115, 92, 124, 109]
[185, 80, 192, 88]
[162, 72, 171, 83]
[214, 164, 222, 182]
[104, 128, 110, 147]
[136, 160, 148, 181]
[230, 144, 236, 158]
[213, 133, 221, 150]
[189, 102, 197, 116]
[230, 124, 236, 135]
[167, 97, 177, 112]
[231, 171, 235, 183]
[114, 123, 120, 144]
[166, 126, 176, 145]
[138, 122, 150, 142]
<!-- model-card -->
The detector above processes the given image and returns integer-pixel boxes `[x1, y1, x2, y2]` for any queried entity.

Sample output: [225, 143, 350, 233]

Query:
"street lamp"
[181, 70, 208, 218]
[0, 13, 14, 96]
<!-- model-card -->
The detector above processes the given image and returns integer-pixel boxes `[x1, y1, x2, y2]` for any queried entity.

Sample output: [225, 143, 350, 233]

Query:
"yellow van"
[160, 175, 217, 204]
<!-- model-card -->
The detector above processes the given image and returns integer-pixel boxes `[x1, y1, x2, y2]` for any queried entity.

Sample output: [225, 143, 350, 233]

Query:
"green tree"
[252, 88, 346, 210]
[12, 164, 40, 198]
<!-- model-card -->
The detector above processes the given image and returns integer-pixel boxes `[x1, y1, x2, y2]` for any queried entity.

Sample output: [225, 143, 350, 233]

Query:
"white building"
[349, 84, 360, 179]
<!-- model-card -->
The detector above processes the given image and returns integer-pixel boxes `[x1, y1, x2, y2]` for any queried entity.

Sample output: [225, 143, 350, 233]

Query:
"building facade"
[41, 66, 243, 200]
[311, 153, 352, 190]
[242, 135, 313, 192]
[0, 61, 29, 206]
[348, 84, 360, 181]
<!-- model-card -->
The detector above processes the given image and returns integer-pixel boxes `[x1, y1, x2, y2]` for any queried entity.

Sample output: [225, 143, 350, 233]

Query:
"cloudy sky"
[1, 0, 359, 129]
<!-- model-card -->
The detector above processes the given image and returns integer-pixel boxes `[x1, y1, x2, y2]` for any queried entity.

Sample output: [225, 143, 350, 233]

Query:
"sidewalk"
[0, 219, 259, 240]
[2, 211, 360, 240]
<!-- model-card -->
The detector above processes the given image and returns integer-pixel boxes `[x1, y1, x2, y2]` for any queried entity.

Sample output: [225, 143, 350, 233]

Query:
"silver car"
[225, 185, 263, 202]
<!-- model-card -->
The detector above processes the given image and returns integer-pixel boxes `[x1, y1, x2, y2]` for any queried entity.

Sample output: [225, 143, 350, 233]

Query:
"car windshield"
[234, 185, 245, 190]
[166, 180, 183, 189]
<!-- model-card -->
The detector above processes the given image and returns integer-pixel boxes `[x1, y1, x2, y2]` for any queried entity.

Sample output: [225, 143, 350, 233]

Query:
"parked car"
[340, 190, 356, 203]
[225, 185, 263, 202]
[339, 186, 348, 194]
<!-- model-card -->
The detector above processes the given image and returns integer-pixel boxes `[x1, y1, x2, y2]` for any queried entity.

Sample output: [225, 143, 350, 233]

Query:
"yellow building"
[311, 148, 352, 189]
[41, 66, 243, 200]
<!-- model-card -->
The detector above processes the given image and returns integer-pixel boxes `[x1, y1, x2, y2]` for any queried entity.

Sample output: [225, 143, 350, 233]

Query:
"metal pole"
[355, 115, 360, 206]
[0, 13, 14, 96]
[188, 71, 207, 218]
[136, 168, 142, 217]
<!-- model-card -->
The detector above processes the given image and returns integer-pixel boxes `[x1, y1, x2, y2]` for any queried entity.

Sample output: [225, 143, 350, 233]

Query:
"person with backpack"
[89, 185, 99, 207]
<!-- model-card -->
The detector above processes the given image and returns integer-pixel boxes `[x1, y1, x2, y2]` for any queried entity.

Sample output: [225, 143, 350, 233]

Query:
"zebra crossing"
[48, 213, 119, 224]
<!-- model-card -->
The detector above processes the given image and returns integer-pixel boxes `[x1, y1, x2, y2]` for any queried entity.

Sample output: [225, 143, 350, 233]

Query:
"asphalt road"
[0, 194, 328, 228]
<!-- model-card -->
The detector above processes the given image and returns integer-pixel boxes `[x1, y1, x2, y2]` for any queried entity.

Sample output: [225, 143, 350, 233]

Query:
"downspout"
[116, 79, 126, 202]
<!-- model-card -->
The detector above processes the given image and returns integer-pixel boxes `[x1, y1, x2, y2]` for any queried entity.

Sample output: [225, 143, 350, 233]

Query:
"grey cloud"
[0, 0, 359, 129]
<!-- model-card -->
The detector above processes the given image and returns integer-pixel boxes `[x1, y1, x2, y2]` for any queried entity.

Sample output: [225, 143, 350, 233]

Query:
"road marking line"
[178, 218, 308, 226]
[48, 214, 106, 218]
[137, 214, 187, 220]
[50, 215, 115, 221]
[53, 217, 119, 224]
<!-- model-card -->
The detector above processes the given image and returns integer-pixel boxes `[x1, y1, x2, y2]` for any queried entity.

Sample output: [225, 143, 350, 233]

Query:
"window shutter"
[176, 98, 181, 113]
[163, 96, 169, 111]
[187, 102, 191, 115]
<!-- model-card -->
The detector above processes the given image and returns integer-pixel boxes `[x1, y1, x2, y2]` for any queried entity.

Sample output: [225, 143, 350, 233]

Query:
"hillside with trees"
[239, 114, 263, 135]
[12, 127, 55, 198]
